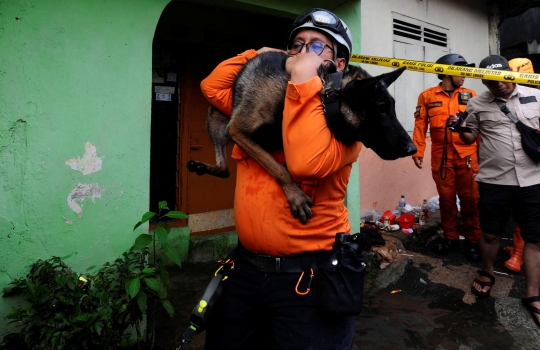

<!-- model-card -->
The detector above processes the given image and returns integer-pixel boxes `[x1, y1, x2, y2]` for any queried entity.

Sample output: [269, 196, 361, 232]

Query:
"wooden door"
[178, 59, 237, 234]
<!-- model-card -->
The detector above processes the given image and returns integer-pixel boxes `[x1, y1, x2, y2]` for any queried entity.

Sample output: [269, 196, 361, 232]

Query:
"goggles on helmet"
[292, 10, 346, 37]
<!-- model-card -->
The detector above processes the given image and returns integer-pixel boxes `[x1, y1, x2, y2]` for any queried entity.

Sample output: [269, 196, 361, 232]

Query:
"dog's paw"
[186, 160, 206, 175]
[186, 160, 198, 172]
[288, 193, 314, 224]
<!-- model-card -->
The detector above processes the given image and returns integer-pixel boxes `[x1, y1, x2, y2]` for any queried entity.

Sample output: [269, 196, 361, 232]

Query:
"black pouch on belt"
[317, 232, 366, 315]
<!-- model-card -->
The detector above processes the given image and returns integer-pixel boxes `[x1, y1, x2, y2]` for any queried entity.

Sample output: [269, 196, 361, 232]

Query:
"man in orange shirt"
[200, 9, 362, 349]
[412, 53, 482, 261]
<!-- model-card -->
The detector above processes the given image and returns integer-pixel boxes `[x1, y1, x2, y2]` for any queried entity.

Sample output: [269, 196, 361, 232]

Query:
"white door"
[393, 41, 424, 133]
[393, 41, 448, 133]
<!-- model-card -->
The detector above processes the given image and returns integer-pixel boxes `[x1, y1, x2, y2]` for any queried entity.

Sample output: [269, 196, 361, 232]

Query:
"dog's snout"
[405, 142, 417, 156]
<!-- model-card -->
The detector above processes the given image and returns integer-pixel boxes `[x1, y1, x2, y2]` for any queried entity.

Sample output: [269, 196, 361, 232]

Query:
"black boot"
[464, 242, 481, 262]
[432, 239, 460, 255]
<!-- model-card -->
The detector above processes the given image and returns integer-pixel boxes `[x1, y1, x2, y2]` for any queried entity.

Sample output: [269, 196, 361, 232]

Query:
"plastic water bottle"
[398, 195, 406, 211]
[421, 199, 429, 221]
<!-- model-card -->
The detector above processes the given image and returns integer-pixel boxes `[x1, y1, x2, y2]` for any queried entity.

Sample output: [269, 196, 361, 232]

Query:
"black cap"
[479, 55, 511, 70]
[479, 55, 511, 84]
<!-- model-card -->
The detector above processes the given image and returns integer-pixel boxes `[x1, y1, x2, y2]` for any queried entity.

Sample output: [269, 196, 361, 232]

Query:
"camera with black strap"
[317, 230, 384, 315]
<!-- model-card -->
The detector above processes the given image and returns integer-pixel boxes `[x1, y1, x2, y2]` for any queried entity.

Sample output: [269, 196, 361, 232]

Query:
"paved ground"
[150, 211, 540, 350]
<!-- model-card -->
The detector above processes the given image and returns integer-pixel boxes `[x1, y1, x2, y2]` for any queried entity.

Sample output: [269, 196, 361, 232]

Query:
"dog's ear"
[318, 61, 337, 77]
[379, 67, 406, 87]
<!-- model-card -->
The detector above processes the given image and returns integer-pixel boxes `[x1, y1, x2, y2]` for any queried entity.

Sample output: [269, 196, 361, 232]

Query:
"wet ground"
[358, 262, 517, 349]
[149, 212, 540, 350]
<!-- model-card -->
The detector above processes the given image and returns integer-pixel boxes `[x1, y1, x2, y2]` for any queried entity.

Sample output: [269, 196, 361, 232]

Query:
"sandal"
[471, 270, 495, 298]
[521, 296, 540, 328]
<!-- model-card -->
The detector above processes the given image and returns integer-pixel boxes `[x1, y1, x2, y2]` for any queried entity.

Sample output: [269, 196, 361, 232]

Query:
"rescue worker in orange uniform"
[412, 53, 482, 261]
[200, 9, 362, 349]
[503, 57, 539, 272]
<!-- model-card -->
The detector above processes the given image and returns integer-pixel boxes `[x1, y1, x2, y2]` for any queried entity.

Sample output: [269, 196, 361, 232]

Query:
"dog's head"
[329, 65, 416, 160]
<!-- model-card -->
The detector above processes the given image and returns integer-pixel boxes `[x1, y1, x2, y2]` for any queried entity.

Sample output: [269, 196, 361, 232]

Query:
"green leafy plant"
[130, 200, 188, 346]
[1, 201, 188, 349]
[2, 255, 143, 349]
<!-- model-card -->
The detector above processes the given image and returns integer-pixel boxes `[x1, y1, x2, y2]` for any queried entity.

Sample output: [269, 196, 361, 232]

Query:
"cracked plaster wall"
[0, 0, 169, 332]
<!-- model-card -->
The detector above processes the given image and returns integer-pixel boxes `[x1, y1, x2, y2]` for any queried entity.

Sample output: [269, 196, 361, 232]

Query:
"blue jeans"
[205, 255, 355, 350]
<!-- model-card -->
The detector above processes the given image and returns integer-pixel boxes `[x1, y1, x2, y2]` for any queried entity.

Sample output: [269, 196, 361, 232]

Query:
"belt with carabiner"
[237, 244, 326, 296]
[238, 245, 322, 273]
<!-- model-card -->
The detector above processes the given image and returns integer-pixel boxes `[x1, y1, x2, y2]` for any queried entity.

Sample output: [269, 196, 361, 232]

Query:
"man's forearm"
[459, 131, 476, 144]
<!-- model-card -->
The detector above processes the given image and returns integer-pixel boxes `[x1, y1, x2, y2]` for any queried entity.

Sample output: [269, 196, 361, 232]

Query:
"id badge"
[458, 92, 472, 105]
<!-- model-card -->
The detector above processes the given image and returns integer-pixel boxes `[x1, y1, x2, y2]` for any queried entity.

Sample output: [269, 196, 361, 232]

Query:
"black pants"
[205, 255, 355, 350]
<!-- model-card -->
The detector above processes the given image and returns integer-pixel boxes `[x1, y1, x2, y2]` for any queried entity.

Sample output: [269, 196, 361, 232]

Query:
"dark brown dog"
[188, 51, 416, 223]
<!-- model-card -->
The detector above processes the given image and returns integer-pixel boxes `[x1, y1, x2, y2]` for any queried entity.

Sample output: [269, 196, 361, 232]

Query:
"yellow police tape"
[350, 54, 540, 86]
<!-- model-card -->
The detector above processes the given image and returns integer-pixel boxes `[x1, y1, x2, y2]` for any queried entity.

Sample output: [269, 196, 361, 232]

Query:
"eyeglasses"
[287, 41, 334, 56]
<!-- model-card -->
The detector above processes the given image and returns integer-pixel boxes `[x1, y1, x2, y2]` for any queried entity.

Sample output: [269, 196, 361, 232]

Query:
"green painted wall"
[0, 0, 169, 331]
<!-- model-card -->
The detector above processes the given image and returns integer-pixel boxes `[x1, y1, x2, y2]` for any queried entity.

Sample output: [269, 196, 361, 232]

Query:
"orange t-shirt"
[200, 50, 362, 256]
[412, 84, 477, 159]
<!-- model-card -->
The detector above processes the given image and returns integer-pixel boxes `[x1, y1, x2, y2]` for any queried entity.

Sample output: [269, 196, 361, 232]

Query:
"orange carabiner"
[295, 268, 314, 295]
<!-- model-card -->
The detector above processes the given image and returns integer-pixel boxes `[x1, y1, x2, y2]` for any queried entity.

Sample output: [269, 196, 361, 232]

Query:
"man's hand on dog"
[286, 52, 326, 84]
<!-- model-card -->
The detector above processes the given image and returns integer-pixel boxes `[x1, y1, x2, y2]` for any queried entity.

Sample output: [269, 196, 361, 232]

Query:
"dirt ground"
[147, 211, 540, 350]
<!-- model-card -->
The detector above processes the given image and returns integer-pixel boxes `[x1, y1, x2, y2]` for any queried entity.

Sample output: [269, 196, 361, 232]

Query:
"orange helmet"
[509, 58, 534, 73]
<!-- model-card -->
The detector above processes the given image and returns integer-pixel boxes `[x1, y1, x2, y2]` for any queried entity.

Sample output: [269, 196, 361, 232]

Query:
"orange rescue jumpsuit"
[412, 84, 481, 243]
[200, 49, 362, 256]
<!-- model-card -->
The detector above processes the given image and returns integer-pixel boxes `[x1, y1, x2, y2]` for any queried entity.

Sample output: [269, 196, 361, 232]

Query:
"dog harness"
[322, 71, 343, 122]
